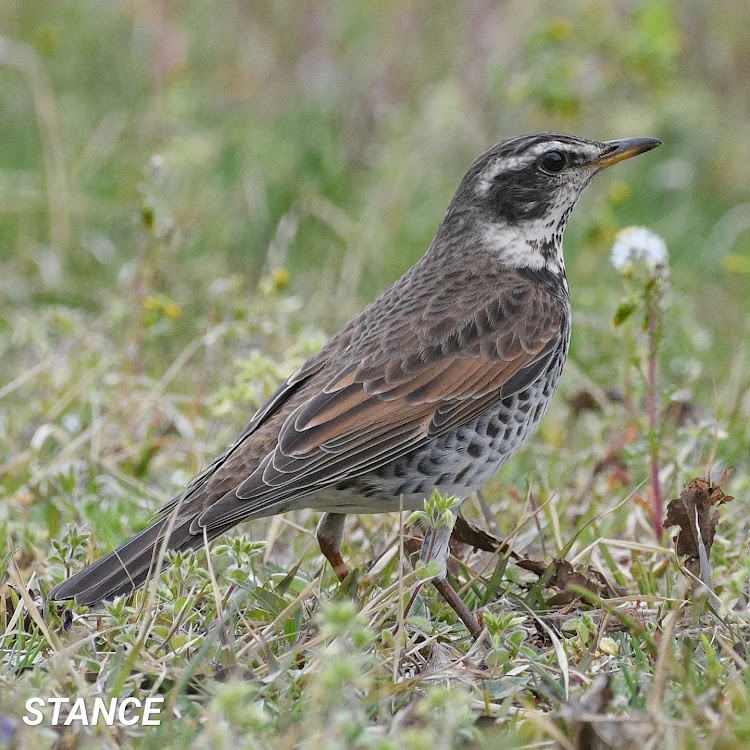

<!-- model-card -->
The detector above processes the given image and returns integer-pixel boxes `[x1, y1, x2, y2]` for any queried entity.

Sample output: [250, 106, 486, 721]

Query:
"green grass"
[2, 1, 750, 748]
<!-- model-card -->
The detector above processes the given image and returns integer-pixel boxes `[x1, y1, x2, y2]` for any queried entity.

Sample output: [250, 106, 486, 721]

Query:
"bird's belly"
[315, 358, 565, 515]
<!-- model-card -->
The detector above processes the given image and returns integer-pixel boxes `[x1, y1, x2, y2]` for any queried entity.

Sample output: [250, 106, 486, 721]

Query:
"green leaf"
[613, 300, 638, 326]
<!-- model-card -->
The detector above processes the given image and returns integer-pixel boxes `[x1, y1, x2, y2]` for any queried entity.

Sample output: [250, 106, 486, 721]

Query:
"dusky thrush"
[51, 132, 661, 638]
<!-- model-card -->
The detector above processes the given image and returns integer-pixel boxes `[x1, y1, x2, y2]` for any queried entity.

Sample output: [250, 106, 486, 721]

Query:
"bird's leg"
[420, 523, 483, 640]
[316, 512, 350, 581]
[431, 578, 483, 640]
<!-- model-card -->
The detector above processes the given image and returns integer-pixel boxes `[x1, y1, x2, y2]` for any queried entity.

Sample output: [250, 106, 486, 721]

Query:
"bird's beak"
[587, 137, 662, 170]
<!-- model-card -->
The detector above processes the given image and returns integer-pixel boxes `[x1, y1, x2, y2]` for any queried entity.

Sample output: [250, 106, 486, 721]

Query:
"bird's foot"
[326, 551, 350, 582]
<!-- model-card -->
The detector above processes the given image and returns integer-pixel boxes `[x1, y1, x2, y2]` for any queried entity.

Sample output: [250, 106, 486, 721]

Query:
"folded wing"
[194, 278, 567, 530]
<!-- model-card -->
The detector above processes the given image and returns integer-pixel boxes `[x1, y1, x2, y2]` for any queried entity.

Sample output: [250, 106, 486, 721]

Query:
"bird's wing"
[154, 357, 326, 518]
[194, 280, 567, 530]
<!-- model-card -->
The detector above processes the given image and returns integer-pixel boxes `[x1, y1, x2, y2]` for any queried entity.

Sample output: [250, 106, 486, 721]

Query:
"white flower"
[145, 153, 166, 183]
[610, 226, 668, 273]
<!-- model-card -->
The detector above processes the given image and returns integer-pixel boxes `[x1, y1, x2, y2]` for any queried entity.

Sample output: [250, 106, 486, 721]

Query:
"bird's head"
[445, 132, 661, 276]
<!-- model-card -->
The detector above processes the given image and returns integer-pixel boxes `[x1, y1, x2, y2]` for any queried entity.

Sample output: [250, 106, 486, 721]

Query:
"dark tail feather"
[49, 515, 207, 606]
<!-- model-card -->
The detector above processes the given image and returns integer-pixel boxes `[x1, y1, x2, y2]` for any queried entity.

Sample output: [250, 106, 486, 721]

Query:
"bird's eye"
[540, 150, 566, 173]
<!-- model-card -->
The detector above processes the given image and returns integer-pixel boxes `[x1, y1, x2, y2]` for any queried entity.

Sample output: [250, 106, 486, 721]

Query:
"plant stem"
[646, 295, 663, 540]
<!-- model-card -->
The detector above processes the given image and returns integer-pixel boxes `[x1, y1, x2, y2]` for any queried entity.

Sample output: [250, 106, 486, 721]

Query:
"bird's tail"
[48, 513, 213, 606]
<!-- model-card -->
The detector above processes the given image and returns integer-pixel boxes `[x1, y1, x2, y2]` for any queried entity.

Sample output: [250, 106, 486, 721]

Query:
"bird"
[50, 132, 661, 637]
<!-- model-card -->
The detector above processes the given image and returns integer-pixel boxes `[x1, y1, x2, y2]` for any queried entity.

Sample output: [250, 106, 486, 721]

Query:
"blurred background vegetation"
[1, 0, 748, 318]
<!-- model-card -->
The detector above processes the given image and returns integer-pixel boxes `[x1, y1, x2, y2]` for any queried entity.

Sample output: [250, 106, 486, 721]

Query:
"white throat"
[480, 220, 567, 278]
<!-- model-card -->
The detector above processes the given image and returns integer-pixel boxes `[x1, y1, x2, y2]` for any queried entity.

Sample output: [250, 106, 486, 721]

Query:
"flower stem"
[646, 294, 663, 540]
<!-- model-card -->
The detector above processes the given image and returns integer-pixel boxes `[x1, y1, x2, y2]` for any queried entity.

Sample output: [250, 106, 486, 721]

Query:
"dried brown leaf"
[686, 469, 734, 505]
[663, 471, 733, 563]
[451, 513, 515, 557]
[568, 390, 602, 416]
[663, 487, 716, 560]
[518, 558, 622, 606]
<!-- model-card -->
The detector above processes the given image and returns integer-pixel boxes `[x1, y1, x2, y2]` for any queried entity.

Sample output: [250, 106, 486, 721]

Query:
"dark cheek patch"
[487, 167, 554, 223]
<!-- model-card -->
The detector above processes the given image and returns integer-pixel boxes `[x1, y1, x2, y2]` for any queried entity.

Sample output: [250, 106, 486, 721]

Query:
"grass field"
[2, 2, 750, 748]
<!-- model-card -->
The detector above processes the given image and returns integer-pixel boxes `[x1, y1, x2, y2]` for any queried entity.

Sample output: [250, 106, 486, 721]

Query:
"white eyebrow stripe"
[477, 143, 575, 194]
[476, 140, 602, 195]
[477, 157, 520, 192]
[524, 141, 573, 157]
